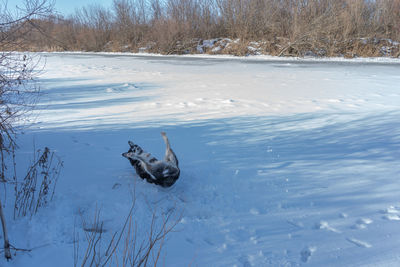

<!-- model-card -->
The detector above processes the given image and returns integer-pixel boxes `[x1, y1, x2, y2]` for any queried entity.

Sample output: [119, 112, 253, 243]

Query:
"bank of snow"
[46, 50, 400, 64]
[2, 53, 400, 266]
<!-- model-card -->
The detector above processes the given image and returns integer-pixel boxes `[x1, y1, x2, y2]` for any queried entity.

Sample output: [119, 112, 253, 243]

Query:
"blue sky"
[10, 0, 113, 16]
[52, 0, 113, 15]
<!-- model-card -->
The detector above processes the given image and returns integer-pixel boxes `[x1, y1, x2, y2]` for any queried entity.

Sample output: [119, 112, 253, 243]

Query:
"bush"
[6, 0, 399, 57]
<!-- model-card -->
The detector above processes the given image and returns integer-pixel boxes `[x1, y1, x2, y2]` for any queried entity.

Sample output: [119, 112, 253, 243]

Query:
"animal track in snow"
[384, 206, 400, 214]
[249, 208, 260, 215]
[315, 221, 341, 233]
[384, 214, 400, 221]
[357, 218, 373, 224]
[382, 206, 400, 221]
[300, 246, 316, 263]
[249, 236, 258, 244]
[346, 238, 372, 248]
[352, 218, 373, 230]
[287, 220, 304, 229]
[217, 243, 228, 252]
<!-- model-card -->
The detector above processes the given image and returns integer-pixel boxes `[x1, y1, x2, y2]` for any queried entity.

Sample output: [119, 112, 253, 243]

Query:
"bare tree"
[113, 0, 148, 49]
[0, 0, 54, 261]
[73, 4, 113, 51]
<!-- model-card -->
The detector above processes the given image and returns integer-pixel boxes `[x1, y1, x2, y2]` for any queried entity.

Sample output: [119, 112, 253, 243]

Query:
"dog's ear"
[128, 141, 135, 148]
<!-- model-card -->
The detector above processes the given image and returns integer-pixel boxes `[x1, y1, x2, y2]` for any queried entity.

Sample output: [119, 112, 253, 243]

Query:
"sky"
[9, 0, 113, 16]
[52, 0, 112, 15]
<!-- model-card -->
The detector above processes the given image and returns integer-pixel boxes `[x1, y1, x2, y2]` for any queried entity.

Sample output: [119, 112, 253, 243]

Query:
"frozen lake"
[33, 53, 400, 129]
[5, 53, 400, 266]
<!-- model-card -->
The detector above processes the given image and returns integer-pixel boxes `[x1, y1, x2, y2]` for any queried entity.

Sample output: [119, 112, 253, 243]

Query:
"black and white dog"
[122, 132, 180, 187]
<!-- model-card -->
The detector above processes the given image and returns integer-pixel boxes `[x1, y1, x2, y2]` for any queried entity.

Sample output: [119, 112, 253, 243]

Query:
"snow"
[2, 52, 400, 266]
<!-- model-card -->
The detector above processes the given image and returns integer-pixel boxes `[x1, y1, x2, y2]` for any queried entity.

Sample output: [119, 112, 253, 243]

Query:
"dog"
[122, 132, 180, 187]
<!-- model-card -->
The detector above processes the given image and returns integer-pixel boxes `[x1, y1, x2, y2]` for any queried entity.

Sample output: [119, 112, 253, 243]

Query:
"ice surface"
[3, 53, 400, 266]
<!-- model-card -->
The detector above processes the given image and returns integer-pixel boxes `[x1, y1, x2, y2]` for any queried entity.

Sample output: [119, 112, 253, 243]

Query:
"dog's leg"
[161, 132, 178, 166]
[129, 154, 157, 180]
[128, 141, 135, 148]
[127, 141, 157, 163]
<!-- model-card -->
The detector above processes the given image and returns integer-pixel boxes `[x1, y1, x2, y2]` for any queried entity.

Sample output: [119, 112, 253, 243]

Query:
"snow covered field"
[3, 53, 400, 266]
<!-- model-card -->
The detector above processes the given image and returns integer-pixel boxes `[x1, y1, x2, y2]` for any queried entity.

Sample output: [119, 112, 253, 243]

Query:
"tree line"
[5, 0, 400, 57]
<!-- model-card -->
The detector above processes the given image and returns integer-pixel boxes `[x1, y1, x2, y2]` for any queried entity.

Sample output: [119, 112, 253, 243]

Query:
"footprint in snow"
[249, 208, 260, 215]
[249, 236, 258, 244]
[217, 243, 227, 252]
[287, 219, 304, 229]
[382, 206, 400, 221]
[351, 218, 373, 230]
[315, 221, 341, 233]
[238, 255, 252, 267]
[112, 183, 121, 190]
[346, 238, 372, 248]
[203, 238, 214, 245]
[300, 246, 316, 263]
[384, 214, 400, 221]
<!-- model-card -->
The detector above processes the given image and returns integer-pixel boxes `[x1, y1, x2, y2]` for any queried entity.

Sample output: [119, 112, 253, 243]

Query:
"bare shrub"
[147, 19, 192, 54]
[0, 0, 54, 260]
[74, 199, 182, 266]
[14, 147, 63, 219]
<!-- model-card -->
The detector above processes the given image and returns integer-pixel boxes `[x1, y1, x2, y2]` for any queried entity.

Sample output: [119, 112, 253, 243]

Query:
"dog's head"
[122, 151, 134, 159]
